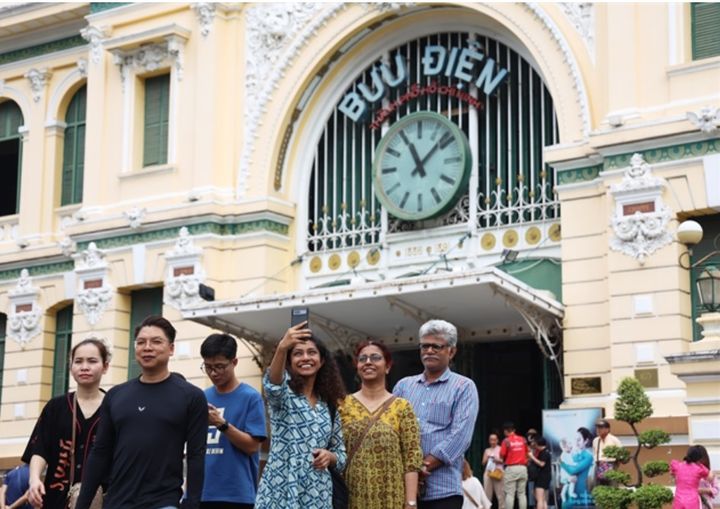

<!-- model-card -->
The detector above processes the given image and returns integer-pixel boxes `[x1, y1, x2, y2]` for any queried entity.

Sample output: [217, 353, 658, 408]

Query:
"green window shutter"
[0, 101, 23, 140]
[52, 305, 74, 397]
[142, 75, 170, 167]
[692, 3, 720, 60]
[61, 87, 87, 206]
[0, 314, 6, 410]
[128, 287, 164, 379]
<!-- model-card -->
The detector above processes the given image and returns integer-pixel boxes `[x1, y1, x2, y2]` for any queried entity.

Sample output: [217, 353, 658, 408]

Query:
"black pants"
[419, 495, 464, 509]
[199, 503, 253, 509]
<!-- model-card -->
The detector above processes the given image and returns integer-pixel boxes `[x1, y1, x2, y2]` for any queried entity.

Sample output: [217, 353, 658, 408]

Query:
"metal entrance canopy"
[183, 267, 564, 377]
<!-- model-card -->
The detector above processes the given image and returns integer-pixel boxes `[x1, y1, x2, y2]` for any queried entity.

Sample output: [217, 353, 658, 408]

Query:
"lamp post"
[677, 221, 720, 342]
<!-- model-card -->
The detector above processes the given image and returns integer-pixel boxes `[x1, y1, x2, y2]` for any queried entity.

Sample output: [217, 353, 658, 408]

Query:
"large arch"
[248, 3, 592, 203]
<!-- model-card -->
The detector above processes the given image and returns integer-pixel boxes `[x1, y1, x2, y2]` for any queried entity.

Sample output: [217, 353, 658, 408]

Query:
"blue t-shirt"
[5, 464, 32, 509]
[201, 383, 267, 504]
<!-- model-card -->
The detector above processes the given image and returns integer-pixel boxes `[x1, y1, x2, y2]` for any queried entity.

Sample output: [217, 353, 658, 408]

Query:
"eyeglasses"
[201, 361, 232, 374]
[419, 343, 449, 352]
[357, 353, 384, 364]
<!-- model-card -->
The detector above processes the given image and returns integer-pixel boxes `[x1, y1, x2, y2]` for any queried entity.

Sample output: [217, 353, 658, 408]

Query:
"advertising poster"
[542, 408, 603, 509]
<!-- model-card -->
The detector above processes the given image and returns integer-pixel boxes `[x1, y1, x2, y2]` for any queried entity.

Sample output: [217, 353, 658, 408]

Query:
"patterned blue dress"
[255, 371, 346, 509]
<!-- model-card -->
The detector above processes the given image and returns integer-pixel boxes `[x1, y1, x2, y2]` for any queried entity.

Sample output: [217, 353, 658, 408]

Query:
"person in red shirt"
[496, 422, 529, 509]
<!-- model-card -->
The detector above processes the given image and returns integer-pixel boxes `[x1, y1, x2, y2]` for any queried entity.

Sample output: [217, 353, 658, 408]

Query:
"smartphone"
[291, 307, 309, 327]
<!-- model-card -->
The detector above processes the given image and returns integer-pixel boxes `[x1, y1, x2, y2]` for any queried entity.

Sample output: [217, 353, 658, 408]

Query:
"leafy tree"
[591, 377, 673, 509]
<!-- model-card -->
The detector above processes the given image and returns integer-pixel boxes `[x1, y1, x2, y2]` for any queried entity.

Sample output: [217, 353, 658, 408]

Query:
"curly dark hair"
[287, 336, 346, 412]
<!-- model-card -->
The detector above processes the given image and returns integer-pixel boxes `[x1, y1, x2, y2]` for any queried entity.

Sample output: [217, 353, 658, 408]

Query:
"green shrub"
[633, 484, 674, 509]
[604, 469, 632, 485]
[643, 461, 670, 478]
[638, 430, 671, 449]
[592, 485, 634, 509]
[603, 445, 631, 464]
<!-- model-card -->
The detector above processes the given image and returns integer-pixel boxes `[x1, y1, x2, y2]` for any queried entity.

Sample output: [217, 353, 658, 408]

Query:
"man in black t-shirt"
[76, 316, 208, 509]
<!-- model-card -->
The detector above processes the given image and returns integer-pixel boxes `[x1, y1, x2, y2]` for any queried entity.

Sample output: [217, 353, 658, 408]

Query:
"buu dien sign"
[339, 41, 509, 123]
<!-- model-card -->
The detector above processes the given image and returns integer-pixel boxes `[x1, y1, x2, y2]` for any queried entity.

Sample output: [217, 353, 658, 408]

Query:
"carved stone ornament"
[687, 107, 720, 135]
[80, 25, 109, 64]
[74, 243, 113, 327]
[164, 227, 205, 310]
[76, 242, 107, 269]
[240, 2, 347, 196]
[59, 236, 75, 257]
[192, 3, 217, 37]
[24, 68, 52, 102]
[113, 36, 186, 90]
[77, 58, 88, 78]
[609, 154, 672, 265]
[76, 284, 113, 326]
[123, 207, 146, 229]
[7, 269, 43, 348]
[559, 3, 595, 57]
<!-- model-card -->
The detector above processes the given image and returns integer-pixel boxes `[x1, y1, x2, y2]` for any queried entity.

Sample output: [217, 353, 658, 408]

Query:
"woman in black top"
[528, 436, 552, 509]
[23, 338, 110, 509]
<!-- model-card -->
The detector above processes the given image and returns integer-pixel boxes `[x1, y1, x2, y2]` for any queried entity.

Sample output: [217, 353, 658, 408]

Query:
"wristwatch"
[217, 420, 229, 432]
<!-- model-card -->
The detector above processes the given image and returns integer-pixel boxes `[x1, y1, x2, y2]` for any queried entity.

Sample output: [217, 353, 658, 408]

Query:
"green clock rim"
[373, 111, 472, 221]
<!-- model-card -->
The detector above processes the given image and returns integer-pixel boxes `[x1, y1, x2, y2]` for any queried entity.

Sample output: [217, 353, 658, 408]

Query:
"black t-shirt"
[75, 374, 208, 509]
[532, 449, 552, 488]
[21, 392, 102, 509]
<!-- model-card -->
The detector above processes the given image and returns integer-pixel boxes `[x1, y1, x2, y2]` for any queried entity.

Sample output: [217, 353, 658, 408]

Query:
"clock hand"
[408, 143, 427, 178]
[419, 140, 441, 168]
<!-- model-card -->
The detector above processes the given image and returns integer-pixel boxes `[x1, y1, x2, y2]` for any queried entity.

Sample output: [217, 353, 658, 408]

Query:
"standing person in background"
[23, 338, 110, 509]
[393, 319, 479, 509]
[462, 460, 492, 509]
[497, 422, 528, 509]
[482, 432, 504, 509]
[527, 437, 551, 509]
[697, 445, 719, 509]
[592, 419, 622, 486]
[200, 333, 267, 509]
[75, 316, 208, 509]
[339, 340, 422, 509]
[254, 323, 347, 509]
[2, 464, 31, 509]
[671, 446, 710, 509]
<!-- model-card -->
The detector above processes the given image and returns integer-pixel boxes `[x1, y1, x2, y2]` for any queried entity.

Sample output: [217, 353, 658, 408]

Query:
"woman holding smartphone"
[255, 322, 347, 509]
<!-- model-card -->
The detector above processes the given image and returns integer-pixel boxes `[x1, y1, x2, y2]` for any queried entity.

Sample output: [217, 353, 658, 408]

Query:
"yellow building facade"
[0, 1, 719, 473]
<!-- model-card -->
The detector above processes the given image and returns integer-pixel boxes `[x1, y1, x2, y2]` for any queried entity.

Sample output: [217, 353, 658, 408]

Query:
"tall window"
[143, 74, 170, 167]
[61, 86, 87, 205]
[52, 305, 73, 396]
[0, 100, 23, 216]
[0, 313, 6, 410]
[128, 287, 163, 379]
[692, 3, 720, 60]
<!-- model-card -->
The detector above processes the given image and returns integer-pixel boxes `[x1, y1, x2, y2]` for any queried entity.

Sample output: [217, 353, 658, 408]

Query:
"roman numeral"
[387, 182, 401, 195]
[444, 156, 461, 164]
[440, 174, 456, 185]
[386, 147, 401, 158]
[417, 193, 423, 212]
[431, 187, 442, 204]
[439, 132, 454, 149]
[399, 191, 410, 208]
[382, 167, 397, 174]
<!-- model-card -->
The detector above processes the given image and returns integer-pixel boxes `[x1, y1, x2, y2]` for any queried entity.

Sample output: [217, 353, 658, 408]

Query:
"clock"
[373, 111, 472, 221]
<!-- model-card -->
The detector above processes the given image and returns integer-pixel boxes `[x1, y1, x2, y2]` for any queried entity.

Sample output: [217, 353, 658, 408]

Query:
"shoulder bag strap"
[346, 396, 396, 469]
[69, 393, 78, 489]
[463, 487, 480, 508]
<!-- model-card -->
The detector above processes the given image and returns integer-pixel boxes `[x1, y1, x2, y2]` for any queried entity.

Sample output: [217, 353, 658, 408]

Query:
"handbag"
[66, 393, 104, 509]
[488, 468, 504, 481]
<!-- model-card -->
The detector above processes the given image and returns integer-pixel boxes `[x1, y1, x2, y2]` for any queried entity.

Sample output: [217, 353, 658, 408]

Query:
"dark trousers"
[419, 495, 464, 509]
[199, 503, 253, 509]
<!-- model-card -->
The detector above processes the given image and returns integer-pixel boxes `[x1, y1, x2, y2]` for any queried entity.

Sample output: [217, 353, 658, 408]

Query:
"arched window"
[306, 32, 559, 252]
[0, 100, 23, 216]
[52, 305, 73, 396]
[61, 86, 86, 205]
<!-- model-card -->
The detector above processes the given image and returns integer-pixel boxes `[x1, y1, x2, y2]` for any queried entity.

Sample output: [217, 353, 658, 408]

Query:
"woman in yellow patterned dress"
[339, 340, 423, 509]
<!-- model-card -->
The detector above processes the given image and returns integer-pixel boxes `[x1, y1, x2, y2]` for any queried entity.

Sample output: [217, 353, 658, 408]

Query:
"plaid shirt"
[393, 368, 479, 501]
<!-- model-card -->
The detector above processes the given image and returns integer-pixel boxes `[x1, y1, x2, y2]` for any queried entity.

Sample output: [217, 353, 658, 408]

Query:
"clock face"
[373, 111, 471, 221]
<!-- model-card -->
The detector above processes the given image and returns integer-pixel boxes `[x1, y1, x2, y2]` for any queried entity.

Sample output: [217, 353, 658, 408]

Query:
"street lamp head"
[677, 220, 704, 246]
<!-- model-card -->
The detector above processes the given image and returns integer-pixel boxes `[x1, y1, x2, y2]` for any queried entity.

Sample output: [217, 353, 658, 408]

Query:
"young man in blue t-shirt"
[200, 334, 267, 509]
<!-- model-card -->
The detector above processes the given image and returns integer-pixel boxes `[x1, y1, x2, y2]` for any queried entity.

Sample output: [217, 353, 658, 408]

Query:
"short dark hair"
[201, 333, 237, 360]
[134, 315, 176, 343]
[685, 445, 704, 464]
[503, 421, 515, 431]
[535, 436, 547, 447]
[353, 340, 393, 369]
